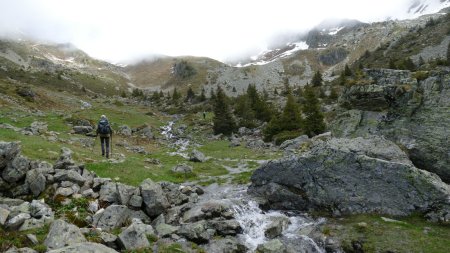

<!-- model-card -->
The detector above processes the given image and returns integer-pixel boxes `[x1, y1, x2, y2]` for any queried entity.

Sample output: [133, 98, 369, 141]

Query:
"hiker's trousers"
[100, 137, 110, 156]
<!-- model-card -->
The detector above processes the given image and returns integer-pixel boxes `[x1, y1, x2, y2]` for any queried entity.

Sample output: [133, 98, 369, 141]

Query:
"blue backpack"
[98, 119, 111, 135]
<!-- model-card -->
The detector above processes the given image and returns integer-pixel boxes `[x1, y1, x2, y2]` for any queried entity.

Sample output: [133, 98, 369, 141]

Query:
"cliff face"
[332, 68, 450, 183]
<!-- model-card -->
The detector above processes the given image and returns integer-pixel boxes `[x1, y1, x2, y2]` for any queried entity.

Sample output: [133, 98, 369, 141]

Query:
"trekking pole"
[110, 134, 113, 158]
[91, 135, 97, 152]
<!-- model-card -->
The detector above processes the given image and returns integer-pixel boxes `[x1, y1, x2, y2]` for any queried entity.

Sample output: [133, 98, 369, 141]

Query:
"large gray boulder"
[0, 142, 20, 169]
[44, 219, 86, 250]
[178, 220, 215, 244]
[139, 179, 169, 218]
[249, 136, 450, 220]
[203, 238, 248, 253]
[26, 169, 46, 197]
[92, 205, 130, 230]
[2, 155, 30, 183]
[46, 242, 118, 253]
[189, 149, 206, 162]
[117, 222, 154, 250]
[334, 69, 450, 183]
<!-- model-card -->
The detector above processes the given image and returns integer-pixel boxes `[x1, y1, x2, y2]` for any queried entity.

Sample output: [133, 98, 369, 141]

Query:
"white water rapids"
[202, 185, 325, 252]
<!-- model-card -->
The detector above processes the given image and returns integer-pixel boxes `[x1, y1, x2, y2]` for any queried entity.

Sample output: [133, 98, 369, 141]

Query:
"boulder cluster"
[0, 141, 247, 252]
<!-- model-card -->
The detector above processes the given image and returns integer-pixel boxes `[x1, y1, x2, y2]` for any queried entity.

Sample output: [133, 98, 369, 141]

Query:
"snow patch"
[328, 26, 345, 35]
[236, 41, 308, 67]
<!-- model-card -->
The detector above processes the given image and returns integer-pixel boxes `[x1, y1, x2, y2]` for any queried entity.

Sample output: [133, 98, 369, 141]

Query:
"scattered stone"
[0, 206, 10, 225]
[2, 155, 30, 183]
[129, 195, 143, 208]
[279, 135, 309, 151]
[100, 232, 118, 249]
[6, 213, 31, 230]
[156, 223, 179, 237]
[0, 142, 21, 168]
[46, 242, 118, 253]
[140, 179, 170, 218]
[44, 219, 87, 250]
[25, 170, 46, 197]
[178, 220, 215, 244]
[5, 247, 37, 253]
[26, 234, 39, 245]
[381, 217, 407, 225]
[264, 216, 290, 239]
[256, 239, 286, 253]
[118, 125, 132, 136]
[203, 238, 248, 253]
[92, 205, 130, 230]
[117, 223, 153, 250]
[189, 149, 206, 162]
[171, 164, 193, 174]
[144, 158, 161, 165]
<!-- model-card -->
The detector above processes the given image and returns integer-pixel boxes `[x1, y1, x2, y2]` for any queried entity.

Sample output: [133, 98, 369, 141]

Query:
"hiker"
[96, 115, 112, 158]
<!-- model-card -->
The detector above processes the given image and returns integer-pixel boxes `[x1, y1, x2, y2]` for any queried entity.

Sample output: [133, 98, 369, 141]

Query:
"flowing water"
[161, 121, 325, 252]
[202, 184, 325, 252]
[161, 120, 190, 158]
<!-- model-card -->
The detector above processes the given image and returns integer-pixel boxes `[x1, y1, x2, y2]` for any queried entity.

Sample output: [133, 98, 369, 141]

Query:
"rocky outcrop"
[334, 69, 450, 183]
[249, 136, 450, 221]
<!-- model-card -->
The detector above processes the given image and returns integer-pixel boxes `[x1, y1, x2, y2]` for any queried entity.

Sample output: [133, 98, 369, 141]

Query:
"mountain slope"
[0, 39, 129, 96]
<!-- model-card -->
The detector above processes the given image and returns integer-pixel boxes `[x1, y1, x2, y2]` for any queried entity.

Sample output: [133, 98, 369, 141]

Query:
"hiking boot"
[106, 154, 109, 159]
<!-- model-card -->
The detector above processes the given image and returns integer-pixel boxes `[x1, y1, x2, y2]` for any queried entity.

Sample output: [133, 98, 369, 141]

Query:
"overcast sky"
[0, 0, 445, 63]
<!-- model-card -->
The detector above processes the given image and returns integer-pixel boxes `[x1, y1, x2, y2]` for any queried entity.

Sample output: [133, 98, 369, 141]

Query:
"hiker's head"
[101, 115, 107, 120]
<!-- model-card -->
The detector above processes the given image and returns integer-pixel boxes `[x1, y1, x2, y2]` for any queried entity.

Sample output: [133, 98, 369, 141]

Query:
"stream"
[202, 184, 325, 252]
[161, 120, 325, 252]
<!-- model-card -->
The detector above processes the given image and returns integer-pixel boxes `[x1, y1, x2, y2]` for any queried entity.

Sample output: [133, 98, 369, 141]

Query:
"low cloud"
[0, 0, 442, 63]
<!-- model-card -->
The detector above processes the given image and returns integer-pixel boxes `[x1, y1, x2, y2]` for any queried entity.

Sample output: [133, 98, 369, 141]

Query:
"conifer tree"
[302, 86, 326, 137]
[263, 93, 301, 141]
[311, 70, 323, 87]
[185, 87, 196, 102]
[151, 91, 160, 102]
[281, 93, 303, 131]
[210, 88, 216, 100]
[213, 86, 236, 135]
[447, 42, 450, 66]
[344, 64, 352, 76]
[234, 95, 257, 128]
[199, 88, 206, 102]
[172, 88, 181, 101]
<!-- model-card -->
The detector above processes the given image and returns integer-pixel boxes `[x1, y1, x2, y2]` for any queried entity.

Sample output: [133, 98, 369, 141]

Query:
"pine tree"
[263, 94, 301, 141]
[344, 64, 352, 76]
[311, 70, 323, 87]
[210, 88, 216, 100]
[246, 84, 272, 122]
[302, 86, 326, 137]
[389, 58, 397, 69]
[213, 86, 236, 135]
[199, 88, 206, 102]
[151, 91, 160, 102]
[172, 88, 181, 101]
[234, 95, 257, 128]
[185, 87, 196, 102]
[447, 42, 450, 66]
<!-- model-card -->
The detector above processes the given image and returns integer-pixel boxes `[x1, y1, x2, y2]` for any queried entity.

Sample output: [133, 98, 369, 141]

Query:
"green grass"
[324, 214, 450, 253]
